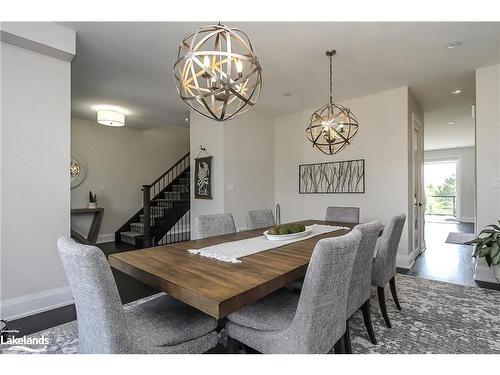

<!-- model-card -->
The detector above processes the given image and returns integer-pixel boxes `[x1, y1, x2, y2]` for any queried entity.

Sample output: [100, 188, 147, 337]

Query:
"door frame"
[412, 113, 425, 259]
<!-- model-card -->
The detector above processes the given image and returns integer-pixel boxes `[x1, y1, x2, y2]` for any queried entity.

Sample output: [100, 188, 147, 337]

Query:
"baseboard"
[396, 245, 419, 270]
[1, 286, 74, 321]
[460, 217, 475, 224]
[396, 252, 411, 270]
[97, 232, 115, 244]
[474, 261, 499, 284]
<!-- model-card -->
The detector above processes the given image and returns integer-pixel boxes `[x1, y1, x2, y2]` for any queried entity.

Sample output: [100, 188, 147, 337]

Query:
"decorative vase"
[492, 264, 500, 283]
[88, 202, 97, 209]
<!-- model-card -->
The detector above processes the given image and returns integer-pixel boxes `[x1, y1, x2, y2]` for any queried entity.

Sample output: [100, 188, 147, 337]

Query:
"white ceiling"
[60, 22, 500, 148]
[424, 102, 475, 150]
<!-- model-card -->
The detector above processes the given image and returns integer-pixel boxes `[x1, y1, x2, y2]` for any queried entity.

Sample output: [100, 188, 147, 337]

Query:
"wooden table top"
[109, 220, 354, 319]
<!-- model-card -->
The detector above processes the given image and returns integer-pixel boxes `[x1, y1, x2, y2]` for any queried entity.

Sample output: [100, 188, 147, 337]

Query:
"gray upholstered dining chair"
[57, 237, 218, 354]
[343, 220, 383, 353]
[246, 209, 276, 230]
[372, 214, 406, 328]
[325, 206, 360, 224]
[225, 229, 362, 354]
[194, 213, 236, 239]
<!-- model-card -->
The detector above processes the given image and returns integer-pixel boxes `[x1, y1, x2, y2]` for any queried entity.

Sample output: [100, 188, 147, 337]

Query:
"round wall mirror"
[70, 151, 87, 189]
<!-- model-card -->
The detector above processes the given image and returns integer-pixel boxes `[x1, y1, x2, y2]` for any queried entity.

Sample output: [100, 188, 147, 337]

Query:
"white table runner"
[188, 224, 349, 263]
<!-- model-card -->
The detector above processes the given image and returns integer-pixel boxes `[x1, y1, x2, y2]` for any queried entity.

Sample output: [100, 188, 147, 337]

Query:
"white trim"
[97, 232, 115, 244]
[396, 249, 416, 270]
[0, 23, 75, 62]
[460, 216, 475, 223]
[1, 286, 74, 320]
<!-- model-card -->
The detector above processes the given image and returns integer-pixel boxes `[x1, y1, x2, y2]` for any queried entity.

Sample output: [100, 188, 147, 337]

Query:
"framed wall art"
[194, 155, 212, 199]
[299, 159, 365, 194]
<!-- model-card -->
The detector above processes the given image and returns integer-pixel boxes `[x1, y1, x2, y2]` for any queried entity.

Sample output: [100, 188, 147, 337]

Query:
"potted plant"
[88, 191, 98, 209]
[465, 221, 500, 282]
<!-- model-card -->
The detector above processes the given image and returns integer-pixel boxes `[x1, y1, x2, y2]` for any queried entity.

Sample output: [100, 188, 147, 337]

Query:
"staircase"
[115, 152, 191, 248]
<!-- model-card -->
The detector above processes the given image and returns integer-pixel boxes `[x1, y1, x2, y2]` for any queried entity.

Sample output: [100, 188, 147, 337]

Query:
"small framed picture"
[194, 156, 212, 199]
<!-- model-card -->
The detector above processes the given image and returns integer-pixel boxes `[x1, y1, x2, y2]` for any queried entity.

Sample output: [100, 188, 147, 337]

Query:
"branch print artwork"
[299, 159, 365, 194]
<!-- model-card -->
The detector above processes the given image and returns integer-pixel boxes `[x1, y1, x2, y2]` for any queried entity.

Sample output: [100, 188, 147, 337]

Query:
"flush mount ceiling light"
[97, 110, 125, 127]
[451, 89, 463, 95]
[173, 23, 263, 122]
[91, 105, 129, 127]
[448, 121, 456, 125]
[448, 41, 463, 49]
[305, 50, 359, 155]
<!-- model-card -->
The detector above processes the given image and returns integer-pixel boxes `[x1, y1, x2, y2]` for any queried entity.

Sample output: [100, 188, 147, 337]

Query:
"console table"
[71, 207, 104, 245]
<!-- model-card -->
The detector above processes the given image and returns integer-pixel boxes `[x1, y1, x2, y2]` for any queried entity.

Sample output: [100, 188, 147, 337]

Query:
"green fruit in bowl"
[268, 227, 279, 235]
[278, 226, 291, 235]
[268, 223, 306, 236]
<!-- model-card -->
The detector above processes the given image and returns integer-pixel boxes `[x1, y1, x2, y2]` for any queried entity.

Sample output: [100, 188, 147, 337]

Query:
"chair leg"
[377, 286, 392, 328]
[343, 320, 353, 354]
[361, 300, 377, 345]
[389, 276, 402, 310]
[226, 336, 240, 354]
[333, 334, 346, 354]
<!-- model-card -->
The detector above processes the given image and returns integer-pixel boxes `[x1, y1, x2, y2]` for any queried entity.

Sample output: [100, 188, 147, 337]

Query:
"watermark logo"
[1, 334, 50, 346]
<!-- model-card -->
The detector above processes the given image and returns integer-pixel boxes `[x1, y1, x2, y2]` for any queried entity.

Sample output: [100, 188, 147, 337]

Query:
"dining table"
[108, 219, 355, 319]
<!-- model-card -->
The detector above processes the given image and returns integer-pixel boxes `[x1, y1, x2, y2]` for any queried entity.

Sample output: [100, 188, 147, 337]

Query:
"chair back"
[195, 213, 236, 239]
[325, 206, 360, 224]
[347, 221, 382, 317]
[57, 237, 134, 354]
[291, 229, 361, 353]
[372, 214, 406, 287]
[246, 209, 276, 230]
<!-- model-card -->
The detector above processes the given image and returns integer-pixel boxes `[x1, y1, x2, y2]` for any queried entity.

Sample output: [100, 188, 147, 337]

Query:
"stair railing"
[141, 184, 154, 247]
[149, 152, 190, 201]
[115, 152, 190, 244]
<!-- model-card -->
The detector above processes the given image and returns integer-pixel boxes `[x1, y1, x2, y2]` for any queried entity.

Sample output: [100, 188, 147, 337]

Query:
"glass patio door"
[424, 160, 458, 221]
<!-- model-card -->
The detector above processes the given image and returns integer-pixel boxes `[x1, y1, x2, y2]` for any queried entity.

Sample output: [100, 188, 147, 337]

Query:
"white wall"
[0, 23, 76, 319]
[424, 147, 475, 223]
[274, 87, 411, 267]
[71, 118, 190, 242]
[475, 64, 500, 284]
[224, 111, 275, 230]
[190, 110, 275, 236]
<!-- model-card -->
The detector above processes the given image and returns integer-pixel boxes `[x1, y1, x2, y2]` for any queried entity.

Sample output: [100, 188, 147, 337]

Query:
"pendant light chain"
[329, 53, 333, 104]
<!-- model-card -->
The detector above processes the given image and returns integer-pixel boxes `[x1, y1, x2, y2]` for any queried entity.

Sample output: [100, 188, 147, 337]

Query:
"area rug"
[445, 232, 475, 245]
[1, 275, 499, 354]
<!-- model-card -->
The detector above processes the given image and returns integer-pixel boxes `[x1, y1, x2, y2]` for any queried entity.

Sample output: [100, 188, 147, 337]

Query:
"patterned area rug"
[1, 274, 499, 354]
[445, 232, 475, 245]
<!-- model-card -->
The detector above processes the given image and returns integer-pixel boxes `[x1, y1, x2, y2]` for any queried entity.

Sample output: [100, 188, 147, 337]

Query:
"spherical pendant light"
[173, 23, 263, 122]
[306, 50, 359, 155]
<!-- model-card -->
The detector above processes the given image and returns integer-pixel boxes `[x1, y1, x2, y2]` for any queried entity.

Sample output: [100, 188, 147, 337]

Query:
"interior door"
[412, 115, 425, 256]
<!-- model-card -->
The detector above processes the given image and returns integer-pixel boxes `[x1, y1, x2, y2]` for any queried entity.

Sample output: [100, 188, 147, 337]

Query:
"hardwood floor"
[6, 304, 76, 337]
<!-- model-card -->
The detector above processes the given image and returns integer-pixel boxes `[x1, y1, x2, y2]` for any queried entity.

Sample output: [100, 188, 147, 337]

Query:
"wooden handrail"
[150, 152, 190, 187]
